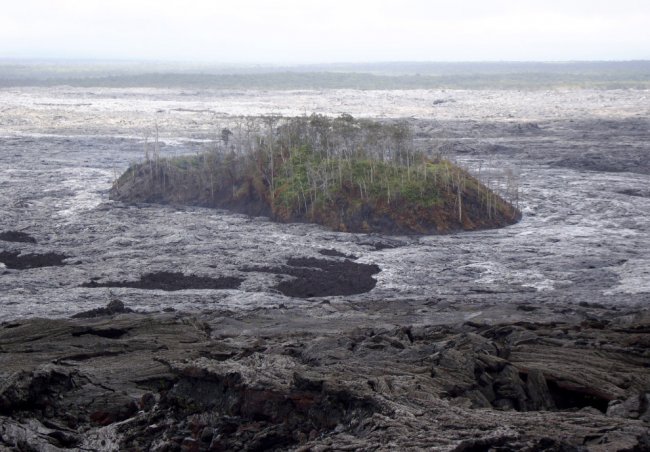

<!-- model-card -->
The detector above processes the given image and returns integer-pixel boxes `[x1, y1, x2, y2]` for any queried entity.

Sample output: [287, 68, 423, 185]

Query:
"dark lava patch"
[0, 250, 67, 270]
[0, 231, 37, 243]
[617, 188, 650, 198]
[72, 300, 133, 319]
[81, 271, 243, 292]
[357, 237, 406, 251]
[318, 248, 358, 259]
[243, 257, 380, 298]
[71, 327, 129, 339]
[551, 154, 650, 174]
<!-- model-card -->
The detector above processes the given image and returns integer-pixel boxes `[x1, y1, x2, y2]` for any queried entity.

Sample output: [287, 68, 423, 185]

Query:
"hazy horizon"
[2, 57, 650, 66]
[1, 0, 649, 64]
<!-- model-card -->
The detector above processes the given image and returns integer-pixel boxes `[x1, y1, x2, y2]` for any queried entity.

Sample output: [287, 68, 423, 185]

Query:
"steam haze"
[1, 0, 649, 62]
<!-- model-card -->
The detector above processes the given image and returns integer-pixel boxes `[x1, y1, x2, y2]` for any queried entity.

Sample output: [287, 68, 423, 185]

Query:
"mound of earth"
[111, 158, 521, 235]
[110, 116, 520, 234]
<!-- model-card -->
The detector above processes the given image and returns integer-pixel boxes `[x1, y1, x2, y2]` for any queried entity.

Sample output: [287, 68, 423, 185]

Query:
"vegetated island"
[111, 115, 521, 234]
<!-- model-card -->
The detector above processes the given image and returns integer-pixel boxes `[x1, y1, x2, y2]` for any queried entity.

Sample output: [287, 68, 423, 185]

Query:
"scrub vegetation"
[111, 115, 520, 234]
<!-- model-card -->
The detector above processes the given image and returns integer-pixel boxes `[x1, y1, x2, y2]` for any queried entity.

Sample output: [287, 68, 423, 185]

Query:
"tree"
[221, 128, 233, 148]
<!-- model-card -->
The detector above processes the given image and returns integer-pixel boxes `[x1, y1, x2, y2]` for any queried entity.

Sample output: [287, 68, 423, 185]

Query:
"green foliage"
[273, 146, 313, 213]
[269, 148, 450, 220]
[114, 114, 520, 233]
[169, 155, 202, 170]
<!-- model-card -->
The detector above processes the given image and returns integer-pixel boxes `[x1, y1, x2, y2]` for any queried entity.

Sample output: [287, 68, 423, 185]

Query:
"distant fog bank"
[1, 60, 649, 90]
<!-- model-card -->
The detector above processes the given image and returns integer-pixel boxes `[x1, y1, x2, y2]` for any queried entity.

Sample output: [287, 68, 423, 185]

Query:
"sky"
[1, 0, 649, 63]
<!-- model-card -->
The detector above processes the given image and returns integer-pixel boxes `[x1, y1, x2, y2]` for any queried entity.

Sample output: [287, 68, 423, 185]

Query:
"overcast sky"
[1, 0, 649, 63]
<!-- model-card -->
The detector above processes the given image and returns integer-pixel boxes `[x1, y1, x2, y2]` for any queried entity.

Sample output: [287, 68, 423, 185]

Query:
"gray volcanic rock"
[1, 84, 650, 450]
[1, 92, 650, 320]
[0, 303, 648, 451]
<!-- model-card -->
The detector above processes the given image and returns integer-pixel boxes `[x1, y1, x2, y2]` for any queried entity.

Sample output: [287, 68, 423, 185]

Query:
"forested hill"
[111, 115, 521, 234]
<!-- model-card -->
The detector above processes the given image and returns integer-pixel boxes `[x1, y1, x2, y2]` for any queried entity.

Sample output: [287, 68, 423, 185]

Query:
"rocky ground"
[1, 87, 649, 450]
[1, 301, 649, 451]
